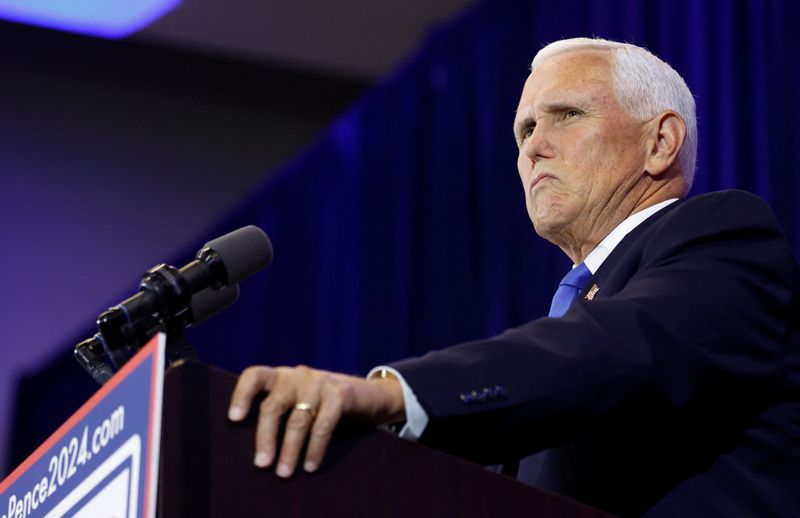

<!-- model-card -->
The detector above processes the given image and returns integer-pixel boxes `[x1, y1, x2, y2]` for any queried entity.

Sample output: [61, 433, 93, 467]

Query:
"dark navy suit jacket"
[392, 190, 800, 516]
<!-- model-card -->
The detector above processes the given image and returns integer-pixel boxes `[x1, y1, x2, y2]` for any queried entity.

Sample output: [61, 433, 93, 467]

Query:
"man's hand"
[228, 365, 405, 478]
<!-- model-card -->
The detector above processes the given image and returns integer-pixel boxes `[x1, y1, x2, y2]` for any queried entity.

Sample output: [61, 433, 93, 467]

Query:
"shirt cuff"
[367, 365, 429, 441]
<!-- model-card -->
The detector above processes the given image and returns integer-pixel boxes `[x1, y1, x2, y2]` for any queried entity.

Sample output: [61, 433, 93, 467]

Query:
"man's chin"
[530, 217, 563, 243]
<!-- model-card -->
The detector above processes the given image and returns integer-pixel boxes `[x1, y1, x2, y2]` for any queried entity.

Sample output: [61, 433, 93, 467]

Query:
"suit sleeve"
[390, 191, 797, 464]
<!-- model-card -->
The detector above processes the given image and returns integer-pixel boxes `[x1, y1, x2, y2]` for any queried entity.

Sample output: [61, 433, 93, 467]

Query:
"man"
[229, 38, 800, 515]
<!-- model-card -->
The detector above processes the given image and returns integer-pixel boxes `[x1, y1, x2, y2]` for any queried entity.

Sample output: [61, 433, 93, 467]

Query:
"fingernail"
[254, 452, 270, 468]
[303, 460, 317, 473]
[228, 406, 244, 421]
[276, 463, 291, 478]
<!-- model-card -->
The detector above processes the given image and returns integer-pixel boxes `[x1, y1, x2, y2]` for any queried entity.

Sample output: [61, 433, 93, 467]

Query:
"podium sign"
[0, 334, 166, 518]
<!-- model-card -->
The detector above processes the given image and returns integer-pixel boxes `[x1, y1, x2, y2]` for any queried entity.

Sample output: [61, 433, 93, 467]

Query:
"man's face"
[513, 50, 649, 252]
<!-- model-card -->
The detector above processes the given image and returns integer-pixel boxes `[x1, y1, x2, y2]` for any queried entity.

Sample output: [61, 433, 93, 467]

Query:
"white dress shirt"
[370, 198, 679, 440]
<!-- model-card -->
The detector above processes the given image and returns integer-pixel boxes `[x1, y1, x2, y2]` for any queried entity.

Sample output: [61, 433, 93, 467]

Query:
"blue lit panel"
[0, 0, 181, 39]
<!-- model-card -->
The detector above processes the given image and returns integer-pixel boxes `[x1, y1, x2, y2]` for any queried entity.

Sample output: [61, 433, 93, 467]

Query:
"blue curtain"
[9, 0, 800, 470]
[188, 0, 800, 375]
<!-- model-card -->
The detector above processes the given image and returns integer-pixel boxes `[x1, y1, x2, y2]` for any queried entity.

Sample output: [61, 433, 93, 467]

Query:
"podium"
[159, 362, 612, 517]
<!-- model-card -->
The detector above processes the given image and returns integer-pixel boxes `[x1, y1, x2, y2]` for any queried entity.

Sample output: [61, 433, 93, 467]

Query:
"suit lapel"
[581, 199, 686, 300]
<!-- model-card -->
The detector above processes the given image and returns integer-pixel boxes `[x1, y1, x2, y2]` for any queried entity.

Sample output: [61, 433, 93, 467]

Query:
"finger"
[228, 366, 276, 421]
[275, 401, 318, 477]
[303, 383, 345, 473]
[255, 387, 295, 469]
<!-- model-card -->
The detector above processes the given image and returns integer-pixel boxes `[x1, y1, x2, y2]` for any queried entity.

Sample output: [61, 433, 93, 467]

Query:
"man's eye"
[522, 125, 535, 140]
[565, 109, 580, 118]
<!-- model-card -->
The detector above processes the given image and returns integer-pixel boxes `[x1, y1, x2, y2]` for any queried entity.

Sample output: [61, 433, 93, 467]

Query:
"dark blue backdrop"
[188, 0, 800, 373]
[9, 0, 800, 472]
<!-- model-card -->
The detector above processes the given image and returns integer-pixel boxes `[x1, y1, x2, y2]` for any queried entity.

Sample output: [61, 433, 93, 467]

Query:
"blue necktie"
[516, 262, 593, 484]
[548, 262, 592, 317]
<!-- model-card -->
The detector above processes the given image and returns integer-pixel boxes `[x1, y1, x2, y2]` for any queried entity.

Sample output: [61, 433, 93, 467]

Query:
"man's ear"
[644, 111, 687, 177]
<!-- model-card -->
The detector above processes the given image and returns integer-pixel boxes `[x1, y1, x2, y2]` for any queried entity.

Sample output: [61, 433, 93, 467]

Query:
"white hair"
[531, 38, 697, 188]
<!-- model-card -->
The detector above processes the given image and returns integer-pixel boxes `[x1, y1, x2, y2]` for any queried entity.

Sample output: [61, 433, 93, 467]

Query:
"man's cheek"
[517, 158, 532, 186]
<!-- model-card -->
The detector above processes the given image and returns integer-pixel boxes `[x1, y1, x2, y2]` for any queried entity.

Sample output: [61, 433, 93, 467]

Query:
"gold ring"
[294, 402, 317, 418]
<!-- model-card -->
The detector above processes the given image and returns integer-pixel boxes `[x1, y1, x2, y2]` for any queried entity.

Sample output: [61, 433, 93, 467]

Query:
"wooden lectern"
[159, 362, 612, 517]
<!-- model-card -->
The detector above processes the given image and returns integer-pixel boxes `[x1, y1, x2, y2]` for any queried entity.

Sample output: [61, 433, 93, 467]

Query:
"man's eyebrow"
[540, 101, 585, 113]
[513, 114, 535, 138]
[513, 98, 591, 141]
[513, 106, 535, 141]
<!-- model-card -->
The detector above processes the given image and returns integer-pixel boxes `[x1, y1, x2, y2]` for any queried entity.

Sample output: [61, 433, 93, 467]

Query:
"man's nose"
[521, 124, 552, 163]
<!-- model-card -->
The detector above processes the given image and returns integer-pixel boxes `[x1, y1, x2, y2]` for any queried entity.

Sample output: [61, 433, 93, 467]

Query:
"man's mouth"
[531, 173, 555, 190]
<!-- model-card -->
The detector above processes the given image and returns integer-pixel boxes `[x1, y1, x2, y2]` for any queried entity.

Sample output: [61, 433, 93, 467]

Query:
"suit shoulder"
[632, 190, 790, 266]
[681, 189, 773, 214]
[663, 189, 782, 234]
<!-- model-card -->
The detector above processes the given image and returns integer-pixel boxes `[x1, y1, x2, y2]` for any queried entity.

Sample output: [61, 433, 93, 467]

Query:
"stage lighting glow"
[0, 0, 181, 39]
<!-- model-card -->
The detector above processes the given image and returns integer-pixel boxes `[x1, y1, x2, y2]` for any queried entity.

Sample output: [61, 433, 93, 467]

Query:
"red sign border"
[0, 334, 165, 509]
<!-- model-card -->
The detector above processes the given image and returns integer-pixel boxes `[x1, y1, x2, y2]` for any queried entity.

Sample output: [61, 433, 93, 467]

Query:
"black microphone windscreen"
[204, 225, 273, 284]
[191, 284, 240, 325]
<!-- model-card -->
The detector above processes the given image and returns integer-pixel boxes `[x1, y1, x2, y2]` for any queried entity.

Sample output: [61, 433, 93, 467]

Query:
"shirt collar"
[582, 198, 679, 274]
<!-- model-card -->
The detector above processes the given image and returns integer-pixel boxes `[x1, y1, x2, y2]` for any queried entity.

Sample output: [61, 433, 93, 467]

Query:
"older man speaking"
[228, 38, 799, 516]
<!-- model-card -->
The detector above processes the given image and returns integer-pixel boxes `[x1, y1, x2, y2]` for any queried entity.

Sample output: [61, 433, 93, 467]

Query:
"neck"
[558, 182, 685, 263]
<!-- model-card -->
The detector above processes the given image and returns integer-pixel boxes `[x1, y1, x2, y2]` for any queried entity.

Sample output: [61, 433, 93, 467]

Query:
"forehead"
[517, 50, 615, 113]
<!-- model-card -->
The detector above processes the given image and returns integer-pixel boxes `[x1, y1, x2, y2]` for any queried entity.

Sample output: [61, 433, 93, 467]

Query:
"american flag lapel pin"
[585, 284, 599, 301]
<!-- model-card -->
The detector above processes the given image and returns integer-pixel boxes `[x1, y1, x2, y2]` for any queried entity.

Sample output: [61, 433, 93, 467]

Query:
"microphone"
[76, 283, 242, 384]
[190, 283, 240, 325]
[201, 226, 273, 286]
[97, 226, 271, 353]
[74, 335, 114, 385]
